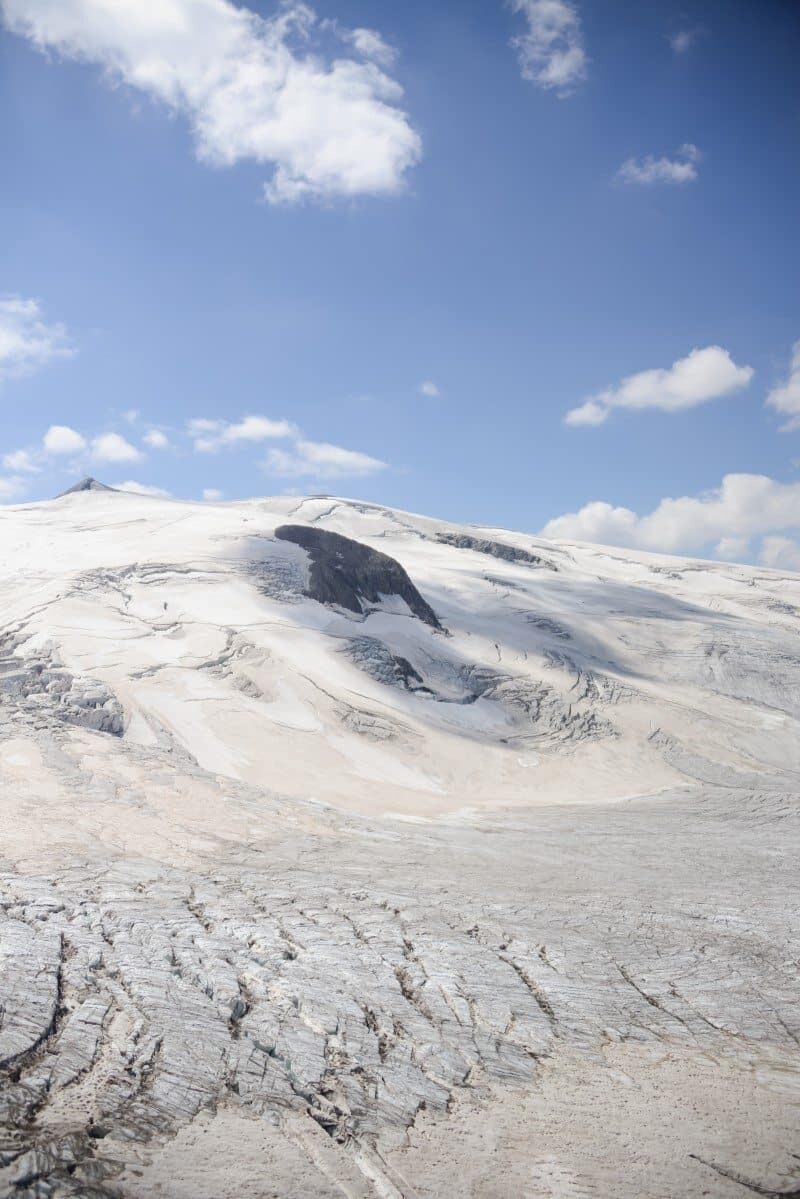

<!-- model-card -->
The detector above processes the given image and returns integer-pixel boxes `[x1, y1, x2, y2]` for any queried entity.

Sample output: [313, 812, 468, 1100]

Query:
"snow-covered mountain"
[2, 485, 798, 816]
[1, 486, 798, 1198]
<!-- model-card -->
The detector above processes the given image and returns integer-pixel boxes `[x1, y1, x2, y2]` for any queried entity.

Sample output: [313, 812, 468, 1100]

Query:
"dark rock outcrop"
[275, 525, 442, 629]
[347, 637, 429, 692]
[435, 531, 553, 569]
[57, 478, 115, 497]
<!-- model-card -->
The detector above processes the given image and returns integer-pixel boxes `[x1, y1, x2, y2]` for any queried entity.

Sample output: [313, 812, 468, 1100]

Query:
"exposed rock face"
[346, 637, 427, 691]
[435, 530, 552, 568]
[57, 478, 115, 496]
[275, 524, 443, 628]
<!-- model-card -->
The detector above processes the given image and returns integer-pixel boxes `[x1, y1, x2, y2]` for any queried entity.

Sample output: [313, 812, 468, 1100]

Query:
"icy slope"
[1, 487, 799, 1199]
[0, 486, 797, 817]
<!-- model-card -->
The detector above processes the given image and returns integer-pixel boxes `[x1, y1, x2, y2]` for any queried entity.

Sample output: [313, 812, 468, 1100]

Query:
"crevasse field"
[0, 485, 798, 1198]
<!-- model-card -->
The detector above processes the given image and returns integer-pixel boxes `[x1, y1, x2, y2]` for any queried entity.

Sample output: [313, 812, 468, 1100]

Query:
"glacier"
[0, 485, 798, 1197]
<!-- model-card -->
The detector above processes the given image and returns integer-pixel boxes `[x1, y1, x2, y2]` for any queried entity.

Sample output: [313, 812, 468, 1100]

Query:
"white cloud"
[188, 414, 389, 481]
[203, 488, 224, 501]
[143, 429, 170, 450]
[760, 535, 800, 572]
[0, 476, 27, 500]
[2, 0, 421, 206]
[564, 399, 607, 427]
[189, 415, 296, 452]
[766, 339, 800, 432]
[715, 536, 750, 561]
[565, 346, 753, 427]
[419, 380, 440, 398]
[121, 408, 140, 424]
[187, 420, 217, 452]
[617, 143, 700, 186]
[223, 415, 296, 443]
[3, 449, 40, 474]
[0, 297, 73, 382]
[509, 0, 587, 95]
[265, 439, 386, 479]
[669, 30, 698, 54]
[346, 27, 396, 67]
[91, 432, 142, 463]
[541, 472, 800, 568]
[114, 480, 171, 498]
[43, 425, 87, 455]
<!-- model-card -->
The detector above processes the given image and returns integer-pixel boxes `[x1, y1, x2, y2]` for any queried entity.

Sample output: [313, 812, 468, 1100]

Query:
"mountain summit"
[57, 476, 114, 496]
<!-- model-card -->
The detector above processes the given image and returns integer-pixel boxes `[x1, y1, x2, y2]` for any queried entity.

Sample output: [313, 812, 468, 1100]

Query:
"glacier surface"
[0, 488, 798, 1197]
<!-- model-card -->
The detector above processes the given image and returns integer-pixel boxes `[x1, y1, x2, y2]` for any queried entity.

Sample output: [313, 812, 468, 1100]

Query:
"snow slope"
[0, 487, 799, 1199]
[1, 486, 798, 818]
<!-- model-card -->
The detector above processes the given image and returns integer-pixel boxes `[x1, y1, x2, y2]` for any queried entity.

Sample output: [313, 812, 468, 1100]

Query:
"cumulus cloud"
[189, 415, 296, 452]
[264, 439, 386, 480]
[0, 297, 73, 382]
[540, 473, 800, 569]
[43, 425, 87, 455]
[617, 143, 700, 186]
[565, 346, 753, 426]
[766, 339, 800, 432]
[760, 535, 800, 572]
[419, 380, 440, 398]
[2, 0, 421, 206]
[509, 0, 587, 94]
[203, 488, 224, 501]
[7, 424, 148, 477]
[114, 480, 172, 498]
[91, 432, 142, 463]
[143, 429, 170, 450]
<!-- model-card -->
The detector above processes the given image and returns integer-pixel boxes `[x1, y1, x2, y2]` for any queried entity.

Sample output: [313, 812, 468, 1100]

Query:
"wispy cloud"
[617, 143, 701, 186]
[2, 448, 40, 474]
[565, 346, 753, 427]
[203, 488, 224, 502]
[668, 29, 700, 54]
[0, 297, 73, 382]
[143, 429, 170, 450]
[509, 0, 587, 95]
[766, 339, 800, 432]
[187, 413, 386, 482]
[0, 476, 27, 500]
[345, 27, 396, 67]
[114, 480, 171, 498]
[2, 0, 421, 206]
[419, 380, 440, 398]
[541, 473, 800, 568]
[265, 439, 386, 480]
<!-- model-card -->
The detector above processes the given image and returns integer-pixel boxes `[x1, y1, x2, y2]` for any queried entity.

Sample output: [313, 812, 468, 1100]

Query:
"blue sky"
[1, 0, 799, 566]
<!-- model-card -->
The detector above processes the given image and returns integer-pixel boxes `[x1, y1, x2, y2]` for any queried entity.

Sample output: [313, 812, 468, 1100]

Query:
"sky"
[1, 0, 799, 568]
